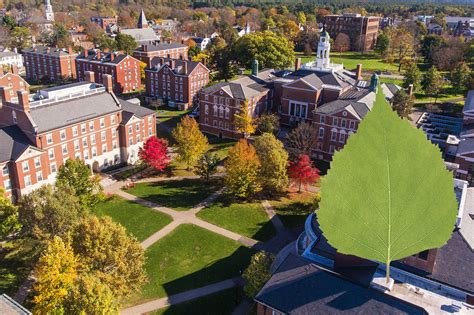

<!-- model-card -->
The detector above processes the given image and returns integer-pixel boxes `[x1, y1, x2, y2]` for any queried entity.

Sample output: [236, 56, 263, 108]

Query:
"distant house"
[120, 9, 158, 45]
[0, 50, 23, 71]
[191, 37, 211, 51]
[90, 16, 118, 31]
[233, 23, 251, 37]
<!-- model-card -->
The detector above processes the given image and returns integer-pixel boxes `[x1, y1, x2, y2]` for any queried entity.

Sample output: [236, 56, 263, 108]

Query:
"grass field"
[93, 196, 173, 241]
[127, 224, 254, 304]
[269, 191, 317, 229]
[151, 287, 243, 315]
[197, 196, 276, 242]
[125, 178, 222, 211]
[296, 51, 399, 72]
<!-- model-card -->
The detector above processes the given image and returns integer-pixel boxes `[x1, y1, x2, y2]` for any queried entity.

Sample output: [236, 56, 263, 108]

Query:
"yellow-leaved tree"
[33, 236, 78, 314]
[234, 100, 256, 137]
[172, 115, 210, 169]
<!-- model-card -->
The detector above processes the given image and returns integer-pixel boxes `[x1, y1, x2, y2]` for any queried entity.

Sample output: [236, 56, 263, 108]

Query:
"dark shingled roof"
[256, 254, 426, 314]
[135, 42, 187, 53]
[0, 125, 36, 163]
[315, 100, 370, 119]
[76, 50, 130, 65]
[120, 100, 155, 124]
[22, 46, 78, 57]
[148, 58, 206, 75]
[30, 91, 122, 133]
[292, 69, 356, 88]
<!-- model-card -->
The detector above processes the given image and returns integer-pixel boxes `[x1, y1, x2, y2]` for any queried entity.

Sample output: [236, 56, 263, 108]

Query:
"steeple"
[45, 0, 54, 22]
[137, 9, 148, 29]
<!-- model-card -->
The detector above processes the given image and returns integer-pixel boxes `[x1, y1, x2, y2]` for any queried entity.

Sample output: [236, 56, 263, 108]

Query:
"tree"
[391, 90, 414, 120]
[188, 45, 201, 59]
[194, 151, 219, 181]
[1, 15, 17, 29]
[71, 216, 146, 299]
[318, 88, 457, 282]
[49, 24, 72, 48]
[242, 251, 274, 298]
[138, 137, 170, 171]
[116, 33, 137, 55]
[450, 62, 471, 94]
[56, 159, 104, 209]
[225, 139, 261, 199]
[234, 100, 256, 137]
[422, 66, 444, 103]
[254, 133, 289, 194]
[285, 122, 317, 159]
[386, 26, 414, 72]
[172, 116, 209, 168]
[0, 189, 20, 239]
[375, 31, 390, 56]
[94, 33, 117, 51]
[333, 33, 350, 57]
[256, 112, 279, 134]
[233, 31, 294, 69]
[420, 34, 444, 64]
[10, 26, 31, 51]
[18, 185, 83, 240]
[208, 37, 237, 82]
[402, 62, 421, 91]
[288, 154, 320, 192]
[33, 236, 78, 314]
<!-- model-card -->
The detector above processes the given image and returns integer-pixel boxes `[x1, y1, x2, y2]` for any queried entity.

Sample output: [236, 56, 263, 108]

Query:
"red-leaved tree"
[288, 154, 320, 192]
[138, 137, 170, 171]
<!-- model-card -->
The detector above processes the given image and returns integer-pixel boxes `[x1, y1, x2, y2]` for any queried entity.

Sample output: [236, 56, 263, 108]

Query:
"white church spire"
[45, 0, 54, 22]
[316, 30, 331, 69]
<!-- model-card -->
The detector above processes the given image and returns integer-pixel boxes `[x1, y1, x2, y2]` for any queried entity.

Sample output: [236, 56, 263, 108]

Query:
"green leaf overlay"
[318, 88, 458, 273]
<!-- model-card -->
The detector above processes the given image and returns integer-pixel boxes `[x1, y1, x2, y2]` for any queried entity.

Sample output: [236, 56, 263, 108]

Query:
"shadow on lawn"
[160, 246, 254, 301]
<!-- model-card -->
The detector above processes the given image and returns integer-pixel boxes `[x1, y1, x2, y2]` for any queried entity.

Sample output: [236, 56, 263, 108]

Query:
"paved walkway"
[120, 278, 242, 315]
[261, 200, 285, 234]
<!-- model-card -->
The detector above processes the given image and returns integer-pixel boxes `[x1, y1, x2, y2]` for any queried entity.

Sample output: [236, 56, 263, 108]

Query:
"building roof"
[0, 294, 31, 315]
[291, 69, 356, 89]
[0, 50, 21, 58]
[76, 50, 130, 65]
[149, 58, 207, 75]
[255, 254, 425, 314]
[22, 46, 77, 57]
[0, 125, 36, 163]
[120, 100, 155, 124]
[121, 28, 157, 43]
[29, 89, 121, 133]
[457, 138, 474, 154]
[137, 9, 148, 28]
[381, 83, 402, 99]
[135, 42, 188, 53]
[464, 90, 474, 113]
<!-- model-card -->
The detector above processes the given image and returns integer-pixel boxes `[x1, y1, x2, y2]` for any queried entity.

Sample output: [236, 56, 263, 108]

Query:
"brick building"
[22, 46, 78, 81]
[199, 67, 276, 139]
[90, 16, 118, 31]
[0, 65, 29, 98]
[455, 90, 474, 184]
[145, 58, 209, 108]
[133, 43, 189, 67]
[76, 49, 142, 94]
[0, 75, 155, 202]
[323, 14, 380, 51]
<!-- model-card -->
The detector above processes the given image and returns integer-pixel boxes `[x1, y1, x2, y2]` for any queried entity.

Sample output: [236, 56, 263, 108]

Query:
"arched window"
[205, 104, 209, 114]
[213, 105, 218, 116]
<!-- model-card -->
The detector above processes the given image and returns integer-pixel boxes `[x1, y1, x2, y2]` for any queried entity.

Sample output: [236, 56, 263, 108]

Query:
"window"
[74, 140, 80, 150]
[129, 138, 133, 146]
[36, 171, 43, 182]
[83, 150, 89, 160]
[46, 133, 53, 144]
[112, 128, 117, 138]
[102, 144, 107, 153]
[148, 127, 152, 136]
[72, 126, 78, 136]
[339, 132, 346, 143]
[341, 119, 346, 128]
[213, 120, 217, 127]
[320, 115, 325, 123]
[81, 123, 86, 133]
[349, 121, 356, 129]
[112, 140, 117, 149]
[128, 125, 133, 134]
[92, 147, 97, 157]
[50, 163, 57, 173]
[110, 115, 116, 124]
[4, 179, 11, 190]
[225, 108, 230, 119]
[100, 118, 105, 128]
[318, 127, 324, 139]
[101, 131, 106, 141]
[34, 157, 41, 168]
[90, 134, 96, 145]
[22, 161, 29, 172]
[62, 144, 68, 154]
[329, 145, 335, 154]
[2, 166, 8, 176]
[24, 175, 31, 186]
[89, 121, 94, 131]
[136, 123, 140, 131]
[331, 130, 337, 141]
[60, 129, 67, 140]
[333, 118, 338, 126]
[48, 148, 55, 159]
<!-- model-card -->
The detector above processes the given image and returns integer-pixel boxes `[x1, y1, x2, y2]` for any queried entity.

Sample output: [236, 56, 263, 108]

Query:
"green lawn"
[296, 51, 399, 72]
[269, 192, 317, 229]
[93, 196, 172, 242]
[0, 238, 41, 296]
[208, 137, 236, 162]
[125, 178, 222, 211]
[151, 287, 243, 315]
[197, 196, 276, 242]
[127, 224, 254, 304]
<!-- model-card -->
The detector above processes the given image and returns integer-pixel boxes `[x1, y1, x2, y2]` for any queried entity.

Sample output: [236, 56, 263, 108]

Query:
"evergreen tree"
[392, 90, 414, 120]
[422, 66, 444, 103]
[115, 33, 137, 55]
[450, 62, 470, 94]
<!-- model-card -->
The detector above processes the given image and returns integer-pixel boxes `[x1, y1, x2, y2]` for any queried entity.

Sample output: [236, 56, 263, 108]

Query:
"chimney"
[10, 64, 18, 75]
[84, 71, 95, 83]
[84, 49, 88, 57]
[295, 57, 301, 71]
[0, 86, 12, 103]
[17, 90, 30, 112]
[252, 59, 259, 76]
[102, 74, 113, 92]
[356, 64, 363, 80]
[159, 57, 164, 66]
[183, 61, 188, 74]
[110, 52, 114, 61]
[407, 84, 414, 96]
[68, 46, 73, 54]
[181, 39, 184, 44]
[201, 57, 207, 66]
[142, 44, 147, 52]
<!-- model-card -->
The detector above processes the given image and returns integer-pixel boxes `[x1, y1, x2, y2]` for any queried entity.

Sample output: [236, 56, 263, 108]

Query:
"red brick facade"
[90, 16, 118, 30]
[145, 58, 209, 107]
[134, 43, 189, 67]
[22, 46, 78, 81]
[76, 50, 142, 94]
